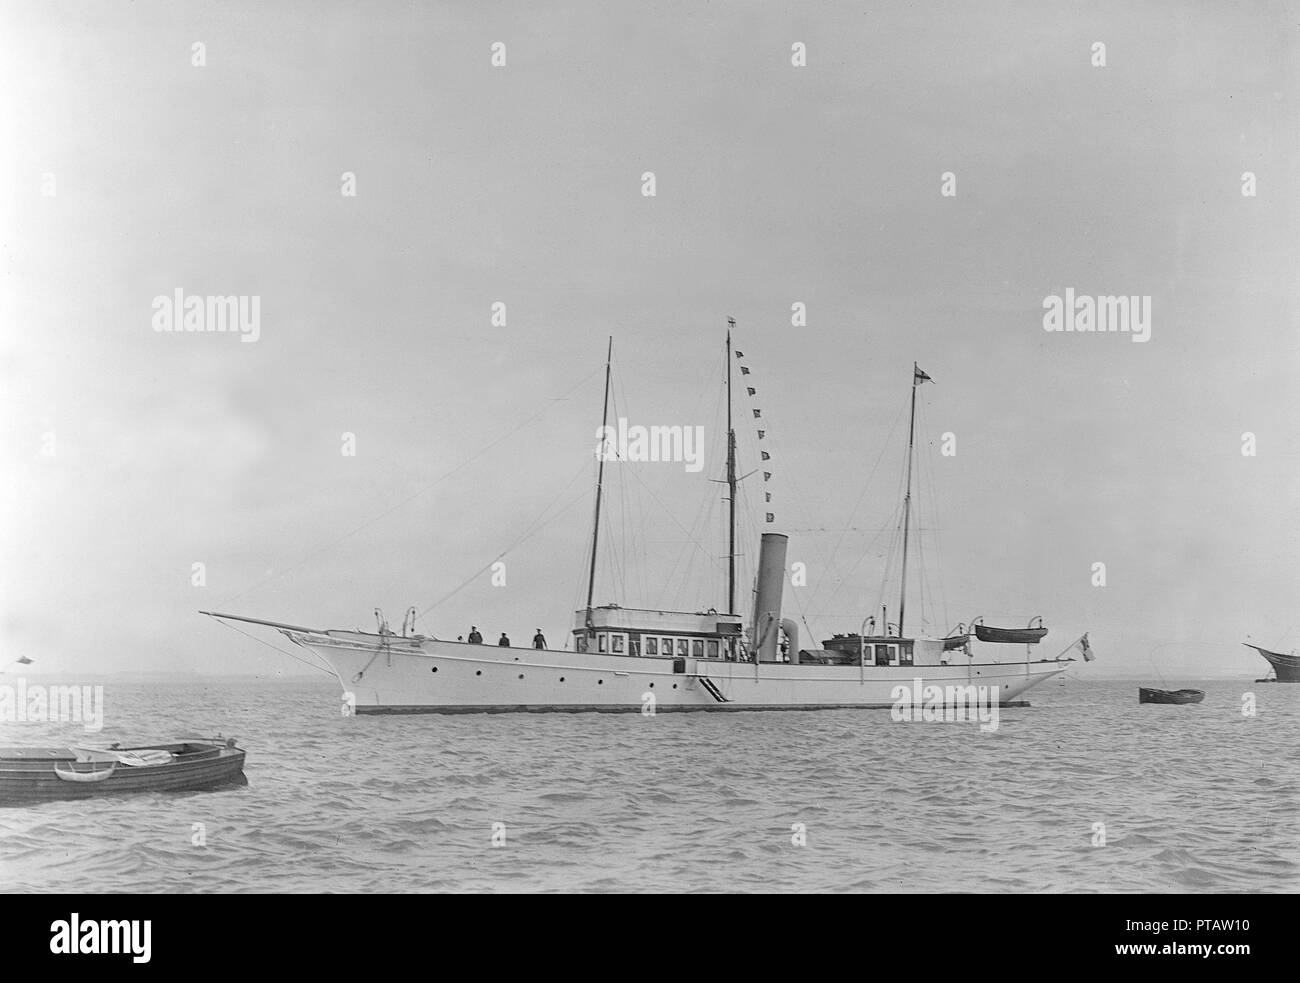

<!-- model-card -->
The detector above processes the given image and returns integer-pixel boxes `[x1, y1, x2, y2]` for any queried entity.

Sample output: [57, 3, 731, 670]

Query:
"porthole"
[649, 683, 655, 688]
[598, 680, 603, 685]
[518, 674, 525, 680]
[672, 684, 677, 689]
[431, 667, 438, 673]
[560, 677, 566, 682]
[475, 670, 482, 676]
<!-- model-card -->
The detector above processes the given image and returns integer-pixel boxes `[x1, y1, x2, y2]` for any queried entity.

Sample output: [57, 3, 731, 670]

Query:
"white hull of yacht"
[295, 630, 1067, 713]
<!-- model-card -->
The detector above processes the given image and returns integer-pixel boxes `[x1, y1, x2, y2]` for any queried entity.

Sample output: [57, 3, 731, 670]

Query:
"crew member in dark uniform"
[533, 629, 547, 649]
[498, 632, 510, 646]
[468, 627, 482, 644]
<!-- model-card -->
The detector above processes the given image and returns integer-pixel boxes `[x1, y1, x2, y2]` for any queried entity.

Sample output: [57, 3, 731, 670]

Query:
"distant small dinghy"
[0, 739, 245, 805]
[1139, 687, 1205, 705]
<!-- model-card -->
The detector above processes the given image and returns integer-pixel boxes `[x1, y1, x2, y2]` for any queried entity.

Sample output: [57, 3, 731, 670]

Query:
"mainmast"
[585, 336, 613, 632]
[726, 318, 737, 615]
[897, 362, 920, 637]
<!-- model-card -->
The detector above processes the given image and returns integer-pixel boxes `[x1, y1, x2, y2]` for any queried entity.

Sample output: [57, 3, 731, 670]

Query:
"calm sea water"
[1, 676, 1296, 893]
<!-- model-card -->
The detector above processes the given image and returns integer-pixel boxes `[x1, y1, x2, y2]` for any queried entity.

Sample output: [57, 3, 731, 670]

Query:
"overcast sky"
[2, 1, 1297, 679]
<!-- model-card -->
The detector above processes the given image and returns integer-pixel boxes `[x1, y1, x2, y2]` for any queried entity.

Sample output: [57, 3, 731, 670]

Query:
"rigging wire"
[418, 459, 593, 619]
[588, 341, 733, 613]
[878, 393, 917, 626]
[818, 392, 909, 596]
[211, 617, 334, 675]
[815, 387, 911, 626]
[916, 394, 950, 632]
[874, 500, 906, 623]
[608, 379, 630, 605]
[216, 363, 605, 609]
[669, 344, 730, 610]
[809, 391, 910, 629]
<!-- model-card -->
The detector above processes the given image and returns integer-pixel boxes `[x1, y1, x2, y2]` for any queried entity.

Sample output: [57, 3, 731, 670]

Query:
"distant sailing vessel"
[1243, 643, 1300, 683]
[206, 327, 1082, 713]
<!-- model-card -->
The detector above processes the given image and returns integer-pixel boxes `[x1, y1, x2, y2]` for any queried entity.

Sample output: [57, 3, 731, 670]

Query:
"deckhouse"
[573, 604, 744, 660]
[817, 634, 957, 667]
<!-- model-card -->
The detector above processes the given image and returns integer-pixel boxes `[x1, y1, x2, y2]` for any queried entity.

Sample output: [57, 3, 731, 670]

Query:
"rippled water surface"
[2, 677, 1296, 892]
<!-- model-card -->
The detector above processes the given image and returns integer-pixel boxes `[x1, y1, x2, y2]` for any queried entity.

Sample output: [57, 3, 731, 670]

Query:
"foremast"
[584, 337, 613, 634]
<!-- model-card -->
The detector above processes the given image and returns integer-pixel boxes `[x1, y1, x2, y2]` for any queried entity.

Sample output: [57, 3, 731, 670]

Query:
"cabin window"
[875, 644, 890, 666]
[576, 634, 588, 653]
[706, 640, 719, 658]
[645, 638, 658, 656]
[888, 645, 899, 665]
[677, 639, 689, 657]
[598, 633, 607, 653]
[612, 634, 625, 654]
[629, 637, 640, 656]
[900, 644, 913, 666]
[692, 639, 704, 657]
[662, 638, 673, 656]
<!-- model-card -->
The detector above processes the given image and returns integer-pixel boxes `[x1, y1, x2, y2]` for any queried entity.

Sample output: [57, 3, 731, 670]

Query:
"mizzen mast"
[726, 318, 738, 616]
[585, 336, 613, 633]
[897, 362, 921, 637]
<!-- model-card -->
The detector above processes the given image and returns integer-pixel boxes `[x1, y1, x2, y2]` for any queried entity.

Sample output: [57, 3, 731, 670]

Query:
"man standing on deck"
[533, 629, 547, 649]
[468, 627, 483, 644]
[498, 632, 511, 647]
